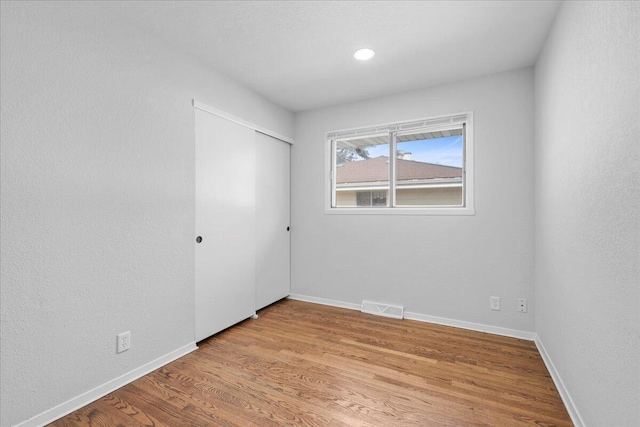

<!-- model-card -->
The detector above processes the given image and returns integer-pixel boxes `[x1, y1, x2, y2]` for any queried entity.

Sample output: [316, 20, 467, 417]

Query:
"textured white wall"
[534, 1, 640, 425]
[0, 2, 293, 426]
[292, 68, 535, 332]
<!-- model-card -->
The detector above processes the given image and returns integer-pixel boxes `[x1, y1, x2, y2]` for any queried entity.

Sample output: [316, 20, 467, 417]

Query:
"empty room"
[1, 1, 638, 426]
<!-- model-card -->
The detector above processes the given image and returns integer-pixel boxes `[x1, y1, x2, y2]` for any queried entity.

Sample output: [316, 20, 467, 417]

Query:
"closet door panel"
[195, 109, 256, 342]
[255, 132, 291, 310]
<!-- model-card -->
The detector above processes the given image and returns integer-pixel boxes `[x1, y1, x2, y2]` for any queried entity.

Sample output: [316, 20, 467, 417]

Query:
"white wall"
[534, 2, 640, 426]
[292, 68, 535, 332]
[0, 2, 293, 426]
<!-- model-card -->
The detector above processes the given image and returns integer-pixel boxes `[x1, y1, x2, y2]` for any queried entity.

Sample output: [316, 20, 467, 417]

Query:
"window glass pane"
[372, 191, 387, 206]
[356, 191, 371, 206]
[355, 191, 388, 207]
[394, 128, 464, 207]
[335, 136, 389, 207]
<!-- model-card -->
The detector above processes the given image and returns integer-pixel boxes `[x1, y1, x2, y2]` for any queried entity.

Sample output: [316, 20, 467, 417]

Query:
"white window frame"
[325, 112, 474, 215]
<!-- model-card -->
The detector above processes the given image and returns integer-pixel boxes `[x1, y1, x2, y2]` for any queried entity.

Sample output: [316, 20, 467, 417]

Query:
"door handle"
[196, 236, 203, 243]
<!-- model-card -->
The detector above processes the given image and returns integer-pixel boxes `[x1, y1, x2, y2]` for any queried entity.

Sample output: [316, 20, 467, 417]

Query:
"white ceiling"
[106, 1, 560, 112]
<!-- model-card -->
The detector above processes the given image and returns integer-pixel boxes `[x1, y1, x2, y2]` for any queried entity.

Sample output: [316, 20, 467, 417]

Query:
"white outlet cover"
[517, 298, 528, 313]
[117, 331, 131, 353]
[490, 296, 500, 311]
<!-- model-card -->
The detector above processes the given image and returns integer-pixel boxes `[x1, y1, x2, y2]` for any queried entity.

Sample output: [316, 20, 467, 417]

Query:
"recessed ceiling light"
[353, 48, 375, 61]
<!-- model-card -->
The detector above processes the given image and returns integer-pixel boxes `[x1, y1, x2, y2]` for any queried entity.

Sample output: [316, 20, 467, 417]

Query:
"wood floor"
[49, 299, 572, 426]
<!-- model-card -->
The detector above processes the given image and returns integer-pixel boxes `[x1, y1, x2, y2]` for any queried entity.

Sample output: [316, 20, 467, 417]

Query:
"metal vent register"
[361, 300, 404, 319]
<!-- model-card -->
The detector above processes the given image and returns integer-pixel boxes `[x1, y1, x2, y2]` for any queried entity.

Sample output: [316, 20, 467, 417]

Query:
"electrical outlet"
[117, 331, 131, 353]
[490, 296, 500, 311]
[517, 298, 528, 313]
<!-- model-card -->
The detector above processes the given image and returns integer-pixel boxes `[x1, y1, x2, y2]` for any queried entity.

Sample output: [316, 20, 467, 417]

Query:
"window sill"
[324, 207, 475, 216]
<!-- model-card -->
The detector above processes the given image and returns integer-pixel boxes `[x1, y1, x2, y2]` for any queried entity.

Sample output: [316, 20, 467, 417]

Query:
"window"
[356, 191, 387, 207]
[326, 113, 473, 215]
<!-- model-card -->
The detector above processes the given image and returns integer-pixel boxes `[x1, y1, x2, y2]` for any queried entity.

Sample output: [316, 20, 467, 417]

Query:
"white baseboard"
[535, 336, 585, 427]
[404, 311, 537, 341]
[288, 293, 535, 341]
[287, 293, 361, 311]
[15, 342, 198, 427]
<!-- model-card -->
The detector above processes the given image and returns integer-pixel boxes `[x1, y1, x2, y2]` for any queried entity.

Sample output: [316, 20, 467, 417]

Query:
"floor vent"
[361, 300, 404, 319]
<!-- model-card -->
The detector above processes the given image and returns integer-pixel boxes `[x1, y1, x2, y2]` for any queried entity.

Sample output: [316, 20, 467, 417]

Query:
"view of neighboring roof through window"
[327, 113, 473, 214]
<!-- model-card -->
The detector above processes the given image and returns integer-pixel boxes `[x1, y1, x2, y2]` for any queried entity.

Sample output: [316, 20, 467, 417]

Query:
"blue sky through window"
[365, 135, 463, 168]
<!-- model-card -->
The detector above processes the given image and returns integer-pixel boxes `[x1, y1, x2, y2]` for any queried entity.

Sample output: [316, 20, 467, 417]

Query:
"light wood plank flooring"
[49, 299, 572, 426]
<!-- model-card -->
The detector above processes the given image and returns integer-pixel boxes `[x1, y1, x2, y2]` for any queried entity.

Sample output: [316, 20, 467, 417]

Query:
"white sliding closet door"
[195, 109, 256, 342]
[255, 132, 291, 310]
